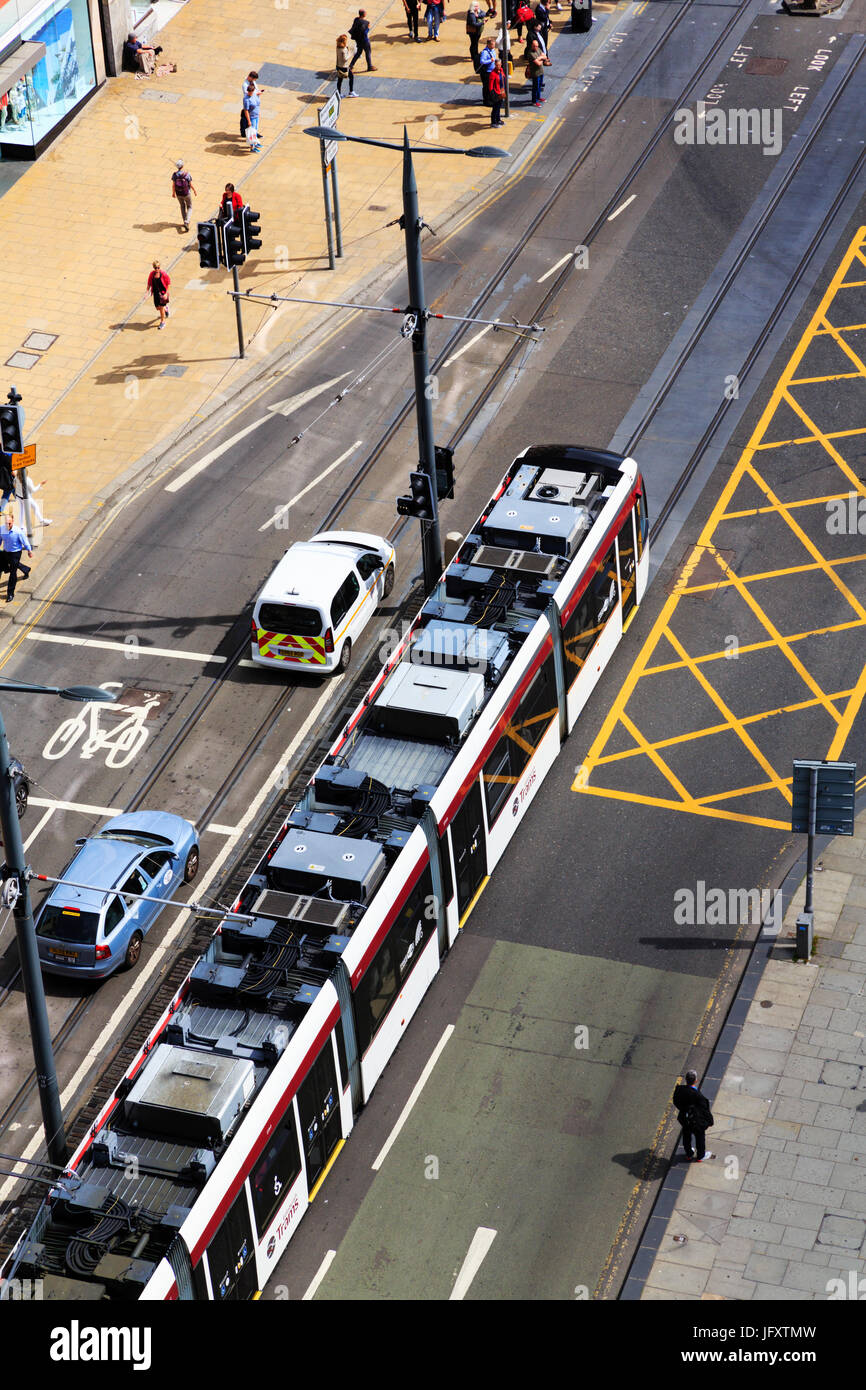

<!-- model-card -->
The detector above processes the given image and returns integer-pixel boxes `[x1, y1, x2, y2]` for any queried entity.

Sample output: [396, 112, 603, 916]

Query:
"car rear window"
[257, 603, 322, 636]
[37, 905, 100, 944]
[95, 829, 172, 848]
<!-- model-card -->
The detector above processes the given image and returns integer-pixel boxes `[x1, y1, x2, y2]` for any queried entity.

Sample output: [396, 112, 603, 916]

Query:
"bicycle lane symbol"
[42, 682, 170, 771]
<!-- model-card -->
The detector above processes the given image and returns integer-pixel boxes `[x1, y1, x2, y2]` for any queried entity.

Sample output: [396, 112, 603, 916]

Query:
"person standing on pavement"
[534, 0, 551, 43]
[336, 33, 355, 94]
[488, 57, 504, 125]
[170, 160, 196, 231]
[424, 0, 441, 38]
[349, 10, 376, 70]
[0, 512, 32, 603]
[514, 1, 534, 39]
[220, 183, 244, 220]
[478, 36, 496, 103]
[244, 81, 262, 152]
[672, 1069, 714, 1162]
[146, 260, 171, 329]
[402, 0, 421, 40]
[525, 39, 550, 104]
[466, 2, 487, 70]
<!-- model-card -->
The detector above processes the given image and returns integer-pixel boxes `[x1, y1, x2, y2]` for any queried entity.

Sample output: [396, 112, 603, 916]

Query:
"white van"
[251, 530, 396, 674]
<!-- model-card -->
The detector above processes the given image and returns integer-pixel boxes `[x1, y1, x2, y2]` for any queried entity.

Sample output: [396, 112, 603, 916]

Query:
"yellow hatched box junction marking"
[574, 227, 866, 830]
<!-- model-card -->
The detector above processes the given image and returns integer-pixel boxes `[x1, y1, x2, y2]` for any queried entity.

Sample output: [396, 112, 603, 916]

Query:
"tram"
[2, 444, 648, 1301]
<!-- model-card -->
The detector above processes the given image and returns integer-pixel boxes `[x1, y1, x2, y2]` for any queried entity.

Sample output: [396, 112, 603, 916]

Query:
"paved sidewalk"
[624, 809, 866, 1301]
[0, 0, 605, 617]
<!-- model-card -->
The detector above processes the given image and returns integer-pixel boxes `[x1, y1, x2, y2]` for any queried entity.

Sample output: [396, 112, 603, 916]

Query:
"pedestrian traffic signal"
[435, 445, 454, 500]
[241, 206, 262, 255]
[197, 221, 222, 270]
[0, 398, 24, 455]
[223, 218, 245, 268]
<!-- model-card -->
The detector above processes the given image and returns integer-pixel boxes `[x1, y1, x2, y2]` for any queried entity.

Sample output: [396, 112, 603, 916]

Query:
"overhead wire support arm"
[223, 286, 544, 335]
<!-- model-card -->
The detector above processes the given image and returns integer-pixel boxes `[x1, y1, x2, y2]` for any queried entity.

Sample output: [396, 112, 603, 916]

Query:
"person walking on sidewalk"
[0, 512, 32, 603]
[349, 10, 376, 70]
[673, 1069, 714, 1162]
[171, 160, 196, 231]
[424, 0, 442, 39]
[402, 0, 421, 41]
[147, 260, 171, 329]
[488, 57, 504, 125]
[336, 33, 356, 93]
[17, 474, 51, 528]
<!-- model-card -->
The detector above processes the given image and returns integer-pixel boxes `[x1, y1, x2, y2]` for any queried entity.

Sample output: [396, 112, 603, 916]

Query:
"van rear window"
[257, 604, 322, 635]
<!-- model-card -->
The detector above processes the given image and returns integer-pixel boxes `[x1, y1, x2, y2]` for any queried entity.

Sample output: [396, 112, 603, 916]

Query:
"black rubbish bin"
[571, 0, 592, 32]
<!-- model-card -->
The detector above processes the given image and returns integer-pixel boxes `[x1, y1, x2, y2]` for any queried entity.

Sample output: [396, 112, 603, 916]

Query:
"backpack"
[173, 170, 192, 198]
[516, 4, 534, 21]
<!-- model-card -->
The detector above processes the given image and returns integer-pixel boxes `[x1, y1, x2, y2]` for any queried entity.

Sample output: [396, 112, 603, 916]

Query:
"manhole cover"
[5, 352, 39, 370]
[745, 58, 788, 76]
[23, 332, 57, 352]
[161, 364, 187, 377]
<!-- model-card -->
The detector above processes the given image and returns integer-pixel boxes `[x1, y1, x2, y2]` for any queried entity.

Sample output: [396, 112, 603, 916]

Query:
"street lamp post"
[0, 680, 116, 1171]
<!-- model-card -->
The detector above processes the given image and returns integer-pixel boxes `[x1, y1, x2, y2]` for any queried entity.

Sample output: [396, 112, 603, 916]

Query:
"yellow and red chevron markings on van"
[256, 630, 327, 664]
[574, 225, 866, 830]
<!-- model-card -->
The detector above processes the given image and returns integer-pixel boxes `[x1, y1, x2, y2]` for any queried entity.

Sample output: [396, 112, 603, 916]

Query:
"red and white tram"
[3, 445, 648, 1301]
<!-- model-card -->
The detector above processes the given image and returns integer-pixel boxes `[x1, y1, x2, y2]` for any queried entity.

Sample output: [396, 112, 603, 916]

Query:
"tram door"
[618, 513, 638, 622]
[451, 779, 487, 921]
[298, 1040, 341, 1190]
[205, 1189, 257, 1301]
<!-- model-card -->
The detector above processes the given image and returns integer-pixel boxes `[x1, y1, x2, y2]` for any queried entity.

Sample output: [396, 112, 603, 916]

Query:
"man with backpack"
[171, 160, 196, 231]
[672, 1068, 714, 1162]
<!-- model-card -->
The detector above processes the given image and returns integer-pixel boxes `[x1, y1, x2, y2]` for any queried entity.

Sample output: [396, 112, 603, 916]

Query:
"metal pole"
[331, 159, 344, 258]
[232, 266, 245, 360]
[0, 705, 67, 1170]
[804, 766, 817, 916]
[321, 144, 336, 271]
[501, 0, 511, 119]
[401, 131, 442, 592]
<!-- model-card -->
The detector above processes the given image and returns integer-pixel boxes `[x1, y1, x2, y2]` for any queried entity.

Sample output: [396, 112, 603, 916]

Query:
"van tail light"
[324, 627, 334, 653]
[95, 945, 111, 961]
[251, 618, 257, 636]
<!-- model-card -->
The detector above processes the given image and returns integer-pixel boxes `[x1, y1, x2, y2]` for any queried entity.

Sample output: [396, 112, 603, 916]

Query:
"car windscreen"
[36, 905, 100, 943]
[257, 603, 323, 636]
[95, 829, 172, 848]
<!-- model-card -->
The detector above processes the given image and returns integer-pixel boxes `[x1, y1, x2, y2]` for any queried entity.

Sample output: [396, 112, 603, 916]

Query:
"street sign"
[11, 444, 35, 473]
[319, 90, 341, 167]
[791, 760, 856, 836]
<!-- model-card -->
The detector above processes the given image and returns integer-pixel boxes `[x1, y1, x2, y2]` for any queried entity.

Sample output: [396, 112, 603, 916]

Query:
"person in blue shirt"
[0, 512, 32, 602]
[478, 37, 496, 104]
[244, 83, 261, 152]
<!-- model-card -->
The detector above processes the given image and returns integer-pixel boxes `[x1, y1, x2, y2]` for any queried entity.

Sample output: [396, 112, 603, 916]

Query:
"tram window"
[250, 1107, 302, 1238]
[483, 655, 557, 825]
[562, 545, 619, 689]
[354, 866, 435, 1052]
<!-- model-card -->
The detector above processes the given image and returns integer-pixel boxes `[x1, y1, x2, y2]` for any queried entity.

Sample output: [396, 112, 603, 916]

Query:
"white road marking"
[259, 440, 363, 532]
[371, 1024, 455, 1171]
[441, 322, 498, 368]
[607, 194, 637, 221]
[450, 1227, 498, 1300]
[303, 1250, 337, 1301]
[23, 805, 54, 850]
[537, 253, 573, 284]
[267, 373, 350, 418]
[165, 416, 270, 493]
[27, 631, 226, 664]
[0, 671, 348, 1209]
[27, 796, 241, 835]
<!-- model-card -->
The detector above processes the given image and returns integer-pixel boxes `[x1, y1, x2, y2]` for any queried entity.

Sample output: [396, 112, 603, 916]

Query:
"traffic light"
[0, 390, 23, 455]
[223, 218, 245, 268]
[435, 445, 454, 500]
[197, 221, 222, 270]
[241, 206, 262, 255]
[397, 470, 436, 521]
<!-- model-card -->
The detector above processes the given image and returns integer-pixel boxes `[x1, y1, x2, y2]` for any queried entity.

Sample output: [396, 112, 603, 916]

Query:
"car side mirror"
[74, 837, 86, 847]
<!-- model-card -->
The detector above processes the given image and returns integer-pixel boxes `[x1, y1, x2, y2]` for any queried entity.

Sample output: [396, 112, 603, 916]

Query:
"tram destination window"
[355, 865, 434, 1053]
[483, 654, 557, 824]
[562, 544, 619, 689]
[250, 1108, 302, 1237]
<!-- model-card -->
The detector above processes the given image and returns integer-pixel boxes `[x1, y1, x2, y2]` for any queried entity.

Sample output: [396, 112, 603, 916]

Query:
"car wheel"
[183, 845, 200, 884]
[338, 639, 352, 673]
[124, 931, 143, 970]
[382, 563, 395, 599]
[15, 780, 28, 819]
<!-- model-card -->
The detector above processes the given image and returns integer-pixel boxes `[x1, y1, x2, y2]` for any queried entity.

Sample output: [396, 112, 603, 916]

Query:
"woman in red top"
[146, 260, 171, 329]
[488, 58, 504, 126]
[220, 183, 244, 220]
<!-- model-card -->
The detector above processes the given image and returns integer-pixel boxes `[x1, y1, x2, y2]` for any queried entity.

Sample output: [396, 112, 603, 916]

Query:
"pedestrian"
[525, 39, 550, 104]
[348, 9, 376, 70]
[424, 0, 441, 38]
[146, 260, 171, 329]
[402, 0, 421, 40]
[244, 81, 262, 152]
[489, 57, 504, 125]
[242, 71, 264, 137]
[514, 1, 533, 39]
[220, 183, 244, 220]
[466, 2, 486, 70]
[18, 474, 51, 528]
[0, 451, 13, 511]
[336, 33, 355, 94]
[672, 1069, 714, 1162]
[524, 18, 547, 57]
[534, 0, 551, 41]
[170, 159, 196, 231]
[0, 512, 32, 603]
[478, 36, 496, 103]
